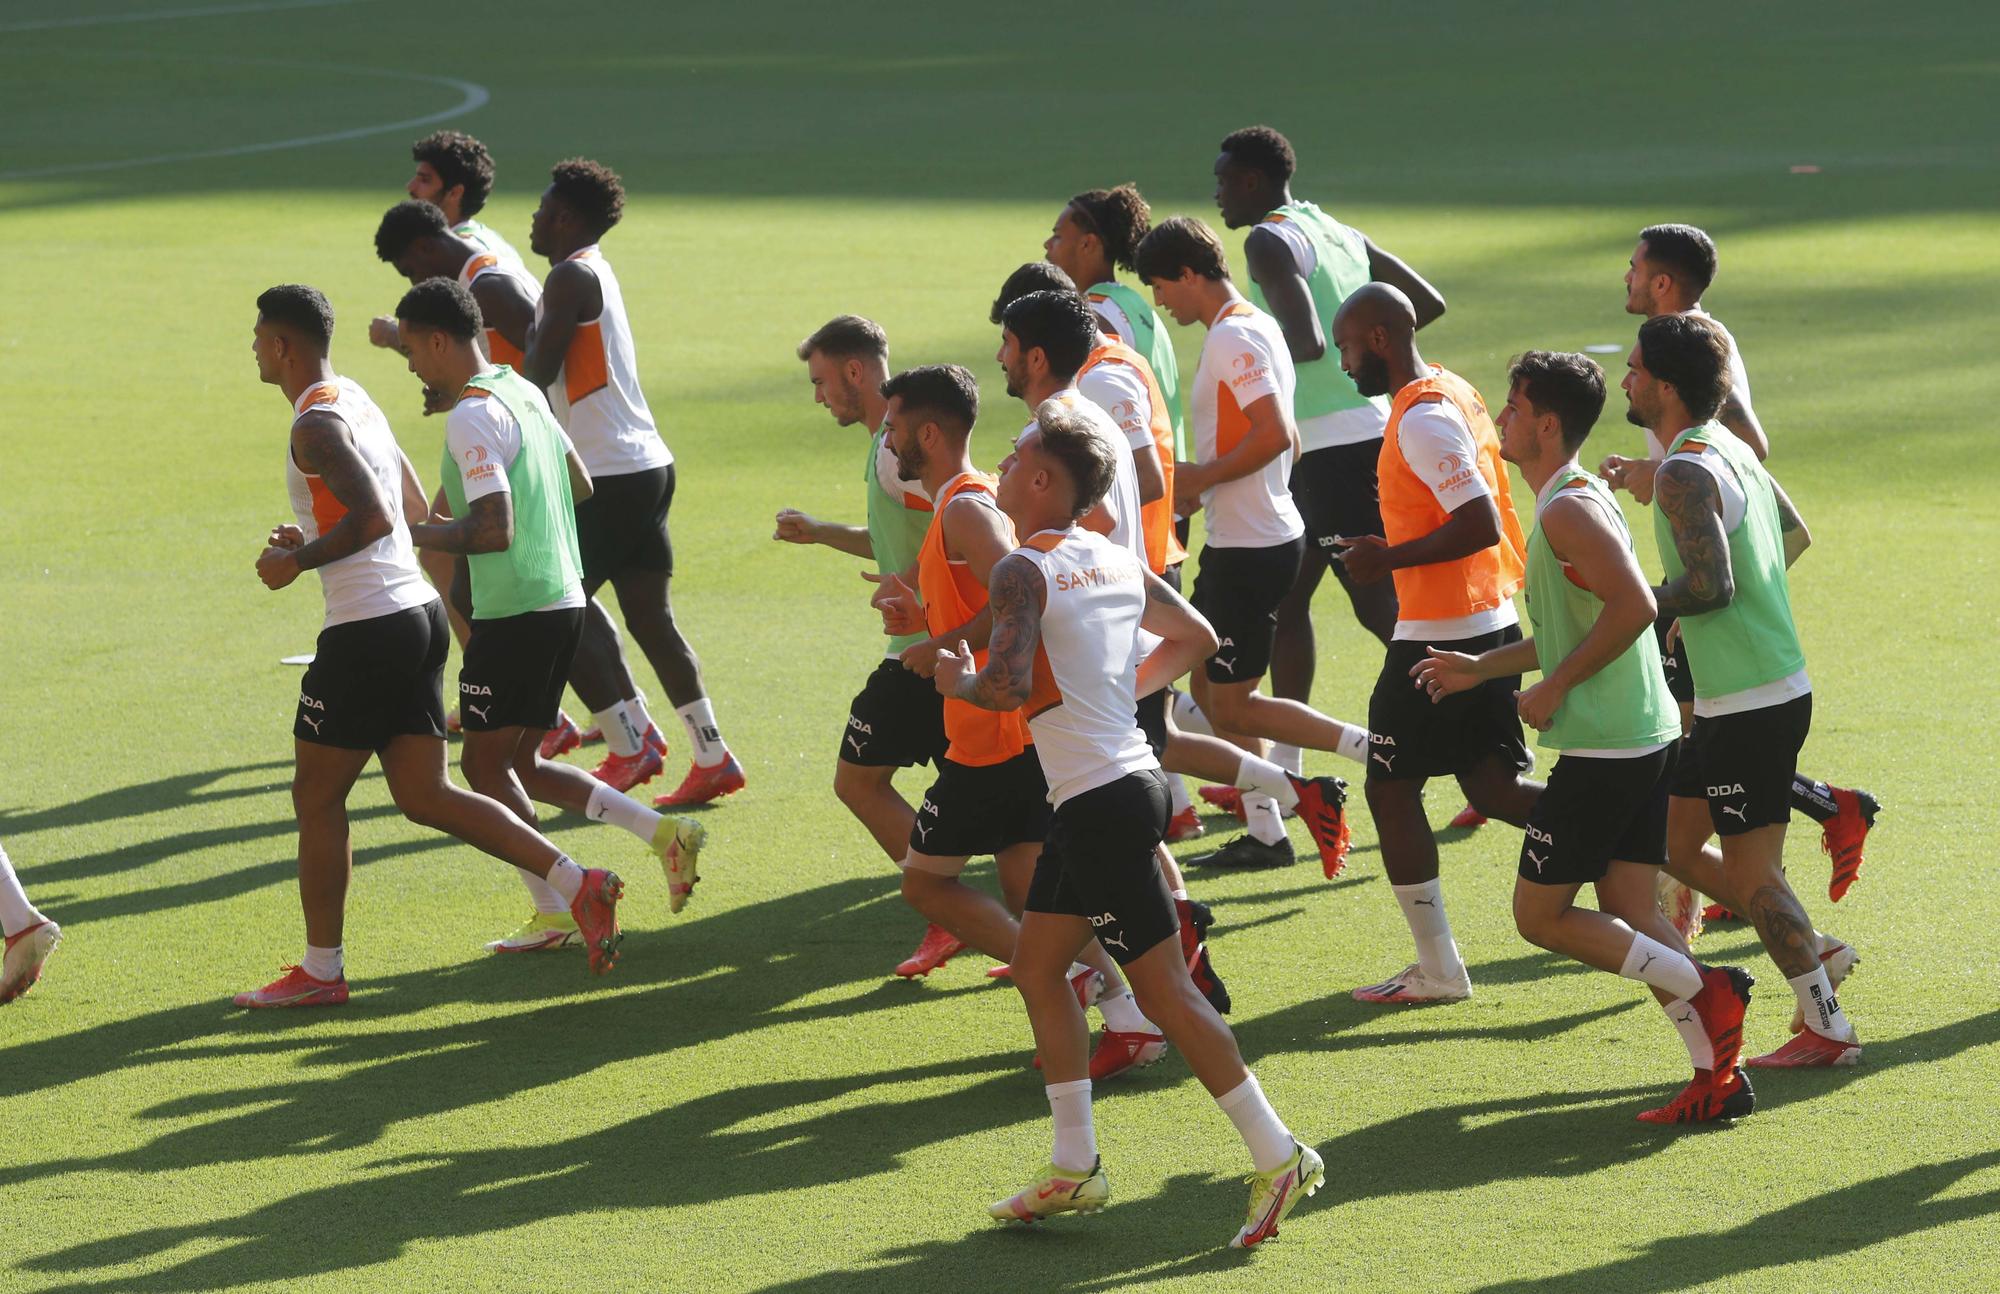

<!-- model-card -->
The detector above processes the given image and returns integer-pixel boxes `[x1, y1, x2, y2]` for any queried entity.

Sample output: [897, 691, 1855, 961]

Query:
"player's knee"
[1511, 891, 1560, 949]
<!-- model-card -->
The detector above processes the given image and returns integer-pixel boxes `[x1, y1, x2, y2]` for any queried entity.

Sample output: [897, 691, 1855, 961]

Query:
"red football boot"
[894, 923, 966, 978]
[653, 754, 747, 808]
[1822, 787, 1881, 902]
[1636, 1067, 1756, 1124]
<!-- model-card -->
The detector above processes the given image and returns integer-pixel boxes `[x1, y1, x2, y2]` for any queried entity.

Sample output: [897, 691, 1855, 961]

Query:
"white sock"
[1334, 723, 1370, 765]
[1243, 793, 1287, 846]
[543, 855, 586, 904]
[1392, 879, 1465, 981]
[1216, 1073, 1295, 1173]
[1172, 689, 1213, 737]
[1788, 965, 1855, 1041]
[518, 868, 569, 914]
[1662, 997, 1715, 1071]
[1270, 743, 1303, 776]
[1046, 1078, 1097, 1170]
[1618, 932, 1704, 1001]
[677, 698, 729, 768]
[1096, 987, 1156, 1034]
[594, 704, 642, 757]
[1234, 752, 1301, 811]
[625, 695, 656, 740]
[302, 943, 343, 981]
[0, 842, 45, 936]
[1168, 773, 1193, 816]
[586, 780, 663, 842]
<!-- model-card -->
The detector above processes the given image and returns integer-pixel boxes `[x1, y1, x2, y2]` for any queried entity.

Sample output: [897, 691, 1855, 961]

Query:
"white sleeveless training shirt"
[538, 245, 673, 478]
[284, 377, 438, 629]
[1014, 526, 1158, 806]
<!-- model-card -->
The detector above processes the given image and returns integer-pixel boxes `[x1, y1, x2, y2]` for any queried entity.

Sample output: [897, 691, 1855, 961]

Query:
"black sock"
[1790, 775, 1839, 823]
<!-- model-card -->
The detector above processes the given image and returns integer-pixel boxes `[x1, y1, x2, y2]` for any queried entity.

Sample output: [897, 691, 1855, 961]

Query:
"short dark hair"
[1637, 313, 1732, 423]
[1220, 125, 1296, 184]
[1134, 216, 1229, 284]
[880, 364, 979, 437]
[797, 314, 888, 364]
[395, 276, 484, 341]
[411, 130, 495, 218]
[1032, 401, 1118, 518]
[1507, 351, 1607, 452]
[1638, 223, 1718, 298]
[1067, 184, 1151, 272]
[1001, 289, 1098, 381]
[257, 284, 335, 350]
[374, 199, 451, 264]
[549, 157, 625, 234]
[990, 262, 1077, 325]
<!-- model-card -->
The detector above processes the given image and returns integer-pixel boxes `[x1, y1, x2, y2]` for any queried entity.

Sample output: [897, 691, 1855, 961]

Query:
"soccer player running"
[368, 200, 648, 769]
[1330, 283, 1539, 1003]
[867, 364, 1157, 1077]
[0, 839, 59, 1004]
[1415, 352, 1758, 1123]
[405, 130, 526, 270]
[1132, 216, 1370, 870]
[1213, 125, 1449, 794]
[939, 405, 1320, 1246]
[243, 284, 623, 1005]
[1619, 313, 1861, 1067]
[521, 158, 744, 807]
[772, 315, 963, 979]
[1600, 224, 1880, 905]
[395, 278, 706, 941]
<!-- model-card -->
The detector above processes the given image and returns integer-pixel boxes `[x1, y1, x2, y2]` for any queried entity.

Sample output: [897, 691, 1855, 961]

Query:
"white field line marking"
[0, 61, 489, 181]
[0, 0, 358, 34]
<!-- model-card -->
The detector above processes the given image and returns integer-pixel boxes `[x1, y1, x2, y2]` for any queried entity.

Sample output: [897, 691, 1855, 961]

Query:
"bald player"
[1599, 223, 1880, 909]
[1330, 283, 1539, 1003]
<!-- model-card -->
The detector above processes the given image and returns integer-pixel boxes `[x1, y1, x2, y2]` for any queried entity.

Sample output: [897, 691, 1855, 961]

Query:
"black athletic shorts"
[906, 750, 1052, 867]
[459, 606, 585, 732]
[1025, 769, 1177, 966]
[1291, 440, 1386, 562]
[842, 657, 947, 769]
[1519, 745, 1674, 885]
[1189, 536, 1306, 684]
[1655, 613, 1694, 704]
[1674, 693, 1812, 836]
[296, 600, 448, 750]
[1135, 689, 1168, 759]
[575, 463, 674, 585]
[1367, 624, 1532, 782]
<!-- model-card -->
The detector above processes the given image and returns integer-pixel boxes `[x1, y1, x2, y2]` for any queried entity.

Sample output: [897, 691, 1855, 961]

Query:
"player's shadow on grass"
[1471, 1147, 2000, 1294]
[0, 760, 293, 836]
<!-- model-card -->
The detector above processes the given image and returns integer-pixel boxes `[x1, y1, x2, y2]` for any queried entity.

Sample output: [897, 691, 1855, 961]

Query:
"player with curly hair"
[522, 158, 744, 809]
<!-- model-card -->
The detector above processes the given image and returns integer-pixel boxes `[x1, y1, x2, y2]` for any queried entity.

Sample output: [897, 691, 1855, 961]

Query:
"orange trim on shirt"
[486, 331, 525, 367]
[1078, 339, 1183, 572]
[563, 321, 609, 404]
[1024, 641, 1061, 718]
[294, 382, 340, 414]
[306, 474, 347, 535]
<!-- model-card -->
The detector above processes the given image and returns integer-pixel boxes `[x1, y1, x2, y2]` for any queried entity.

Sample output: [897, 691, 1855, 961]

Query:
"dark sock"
[1790, 775, 1839, 823]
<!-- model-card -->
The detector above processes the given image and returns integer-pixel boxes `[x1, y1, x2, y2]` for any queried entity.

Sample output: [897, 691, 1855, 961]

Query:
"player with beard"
[1599, 223, 1880, 911]
[1619, 313, 1862, 1066]
[1329, 283, 1539, 1003]
[773, 315, 964, 979]
[869, 364, 1160, 1079]
[941, 405, 1321, 1246]
[1416, 351, 1758, 1123]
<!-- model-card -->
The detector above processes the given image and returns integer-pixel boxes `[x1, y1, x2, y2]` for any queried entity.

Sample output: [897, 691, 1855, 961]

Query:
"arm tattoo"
[957, 555, 1044, 711]
[290, 412, 391, 570]
[1652, 460, 1734, 618]
[1747, 882, 1822, 978]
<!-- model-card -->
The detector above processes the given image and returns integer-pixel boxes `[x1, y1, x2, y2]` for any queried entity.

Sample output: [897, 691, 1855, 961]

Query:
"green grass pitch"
[3, 0, 1998, 1290]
